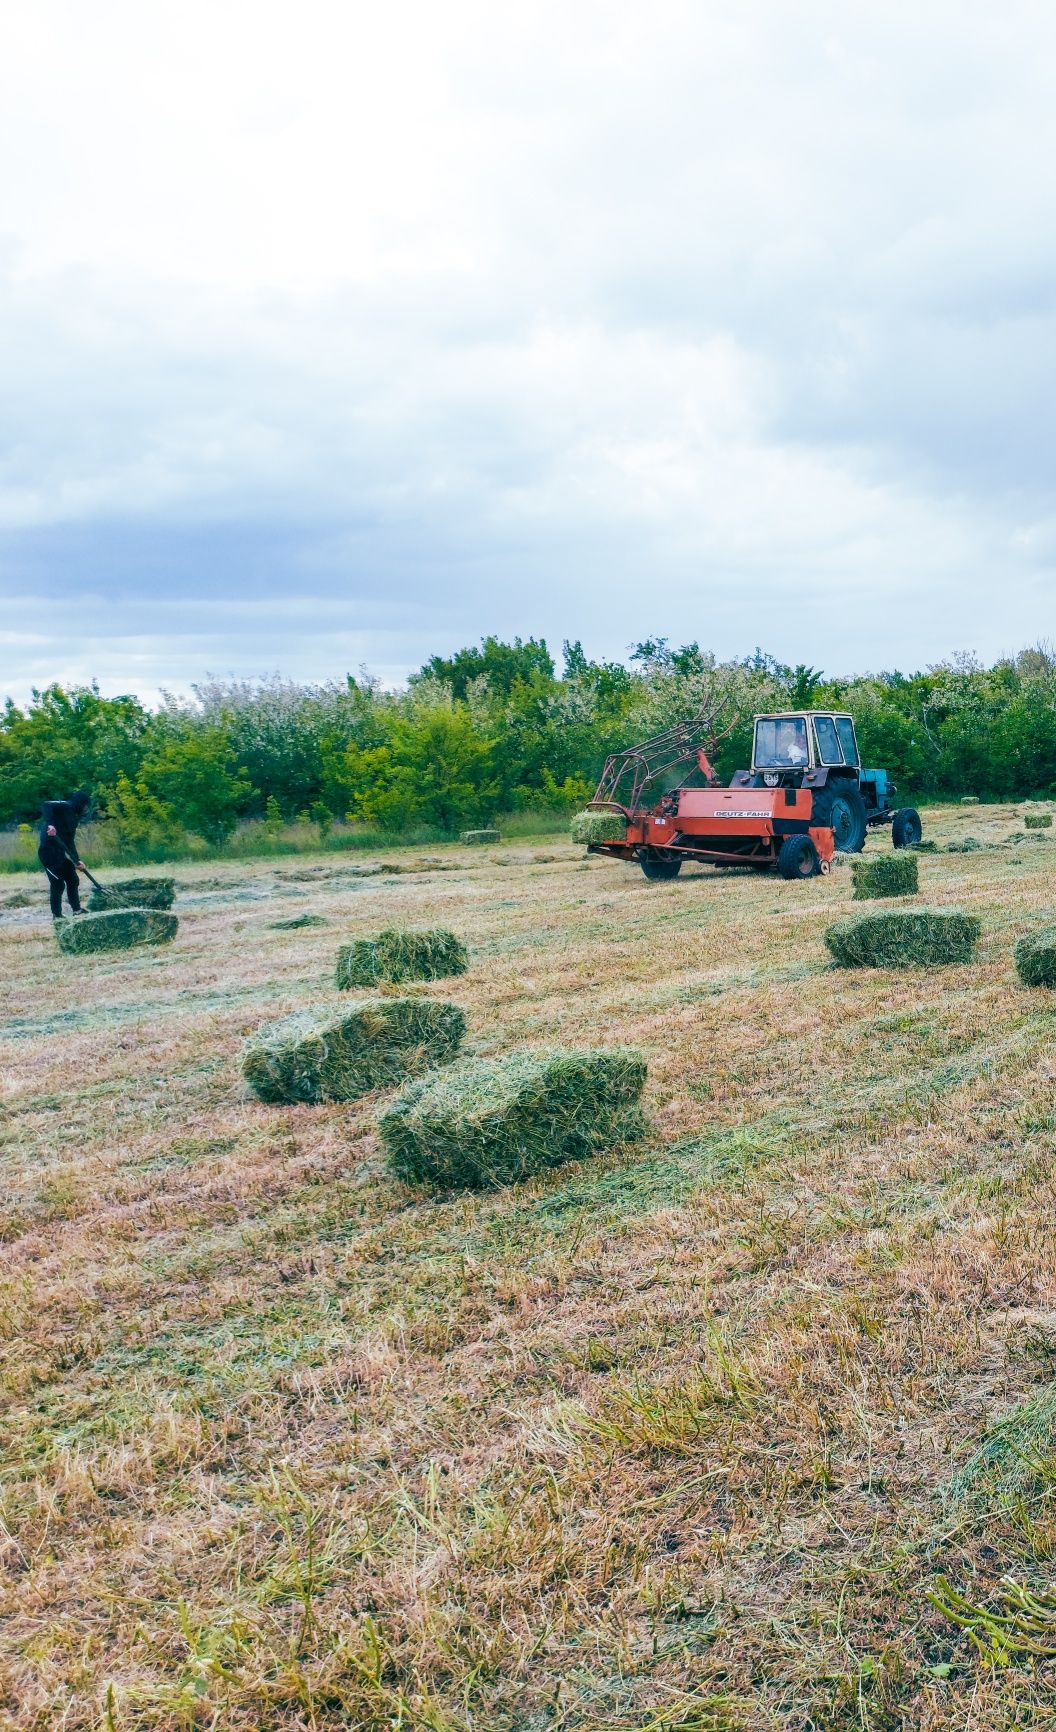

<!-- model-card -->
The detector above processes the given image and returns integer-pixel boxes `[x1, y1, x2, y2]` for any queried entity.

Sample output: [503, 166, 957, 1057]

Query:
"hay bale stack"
[243, 998, 465, 1105]
[825, 907, 980, 969]
[851, 853, 919, 900]
[335, 926, 468, 989]
[89, 876, 175, 911]
[1025, 814, 1053, 830]
[1014, 926, 1056, 988]
[379, 1047, 647, 1190]
[55, 909, 178, 954]
[570, 810, 628, 845]
[460, 828, 501, 844]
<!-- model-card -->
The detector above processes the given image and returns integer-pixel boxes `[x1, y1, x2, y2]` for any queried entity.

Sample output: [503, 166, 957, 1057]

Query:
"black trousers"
[39, 851, 81, 916]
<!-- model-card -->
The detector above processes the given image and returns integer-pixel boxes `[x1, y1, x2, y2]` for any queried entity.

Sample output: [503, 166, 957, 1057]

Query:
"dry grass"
[3, 805, 1056, 1729]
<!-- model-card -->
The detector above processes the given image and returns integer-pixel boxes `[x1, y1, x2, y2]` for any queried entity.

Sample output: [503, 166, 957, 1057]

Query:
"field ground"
[3, 803, 1056, 1730]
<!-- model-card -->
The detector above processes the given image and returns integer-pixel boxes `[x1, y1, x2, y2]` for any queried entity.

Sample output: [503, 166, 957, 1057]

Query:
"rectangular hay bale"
[570, 809, 628, 845]
[243, 997, 465, 1104]
[825, 907, 980, 969]
[55, 909, 178, 954]
[1025, 814, 1053, 830]
[460, 828, 501, 844]
[379, 1047, 647, 1190]
[851, 853, 919, 899]
[89, 876, 175, 911]
[1014, 925, 1056, 988]
[335, 926, 468, 988]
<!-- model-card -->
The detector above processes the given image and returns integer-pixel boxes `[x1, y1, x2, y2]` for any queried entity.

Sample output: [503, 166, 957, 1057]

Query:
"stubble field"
[3, 804, 1056, 1731]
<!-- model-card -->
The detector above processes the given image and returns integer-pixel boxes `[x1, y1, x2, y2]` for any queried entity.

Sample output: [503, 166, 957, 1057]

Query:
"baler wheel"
[777, 836, 821, 880]
[639, 850, 683, 881]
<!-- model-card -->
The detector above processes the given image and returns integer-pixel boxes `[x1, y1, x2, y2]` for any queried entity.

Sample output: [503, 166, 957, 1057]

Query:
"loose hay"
[55, 909, 178, 954]
[88, 876, 176, 911]
[911, 839, 938, 852]
[570, 810, 628, 845]
[851, 853, 919, 899]
[335, 926, 468, 989]
[1014, 925, 1056, 988]
[379, 1046, 648, 1190]
[242, 998, 465, 1104]
[824, 907, 981, 969]
[460, 828, 501, 844]
[269, 913, 327, 930]
[1025, 814, 1053, 830]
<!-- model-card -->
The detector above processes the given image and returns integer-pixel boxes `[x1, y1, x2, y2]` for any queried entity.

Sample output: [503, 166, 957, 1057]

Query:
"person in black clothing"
[38, 791, 91, 918]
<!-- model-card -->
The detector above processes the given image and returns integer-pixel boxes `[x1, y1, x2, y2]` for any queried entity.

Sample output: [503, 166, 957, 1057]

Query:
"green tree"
[138, 726, 256, 845]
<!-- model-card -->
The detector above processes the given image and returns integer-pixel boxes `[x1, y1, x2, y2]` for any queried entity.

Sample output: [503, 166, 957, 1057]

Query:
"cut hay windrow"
[825, 907, 980, 969]
[55, 909, 178, 954]
[88, 876, 176, 911]
[379, 1047, 647, 1190]
[335, 926, 468, 989]
[242, 997, 465, 1105]
[570, 810, 628, 845]
[1014, 925, 1056, 988]
[1025, 814, 1053, 830]
[851, 853, 919, 900]
[270, 913, 327, 930]
[460, 828, 501, 844]
[911, 839, 938, 852]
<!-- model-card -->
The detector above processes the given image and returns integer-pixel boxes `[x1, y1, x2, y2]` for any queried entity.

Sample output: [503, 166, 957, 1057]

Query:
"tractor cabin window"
[813, 716, 844, 765]
[835, 716, 860, 766]
[755, 718, 810, 768]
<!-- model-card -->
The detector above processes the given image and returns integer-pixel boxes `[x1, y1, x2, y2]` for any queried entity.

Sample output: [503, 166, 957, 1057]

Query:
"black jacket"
[38, 800, 84, 868]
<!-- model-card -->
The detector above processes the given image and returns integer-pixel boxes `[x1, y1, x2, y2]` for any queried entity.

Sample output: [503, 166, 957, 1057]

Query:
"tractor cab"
[747, 712, 860, 786]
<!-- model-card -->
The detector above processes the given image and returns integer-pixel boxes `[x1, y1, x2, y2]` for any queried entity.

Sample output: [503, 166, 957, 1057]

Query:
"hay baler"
[581, 708, 921, 881]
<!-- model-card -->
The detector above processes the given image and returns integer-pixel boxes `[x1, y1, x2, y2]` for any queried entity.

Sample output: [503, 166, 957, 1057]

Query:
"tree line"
[3, 637, 1056, 847]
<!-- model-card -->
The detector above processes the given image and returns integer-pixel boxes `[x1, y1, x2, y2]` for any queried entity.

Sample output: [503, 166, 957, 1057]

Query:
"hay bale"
[89, 876, 175, 911]
[1025, 814, 1053, 830]
[825, 907, 980, 969]
[270, 913, 327, 930]
[570, 810, 628, 845]
[1014, 925, 1056, 988]
[55, 909, 178, 954]
[460, 828, 501, 844]
[243, 998, 465, 1105]
[335, 926, 468, 989]
[851, 853, 919, 899]
[379, 1047, 647, 1190]
[960, 795, 980, 805]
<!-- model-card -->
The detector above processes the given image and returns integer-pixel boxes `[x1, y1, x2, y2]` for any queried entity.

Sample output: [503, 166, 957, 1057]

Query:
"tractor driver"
[778, 721, 808, 766]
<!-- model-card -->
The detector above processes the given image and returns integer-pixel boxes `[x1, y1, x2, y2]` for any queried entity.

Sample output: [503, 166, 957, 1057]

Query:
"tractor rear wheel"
[639, 850, 683, 881]
[777, 836, 821, 879]
[892, 807, 923, 848]
[813, 785, 867, 852]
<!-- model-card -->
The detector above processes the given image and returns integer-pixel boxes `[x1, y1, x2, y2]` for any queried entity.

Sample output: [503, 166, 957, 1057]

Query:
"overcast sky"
[2, 1, 1054, 705]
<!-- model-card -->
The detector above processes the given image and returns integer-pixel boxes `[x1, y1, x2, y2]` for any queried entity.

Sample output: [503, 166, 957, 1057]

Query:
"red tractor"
[581, 705, 922, 880]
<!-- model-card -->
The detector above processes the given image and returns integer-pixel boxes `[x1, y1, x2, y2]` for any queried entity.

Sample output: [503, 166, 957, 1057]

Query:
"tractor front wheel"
[777, 836, 821, 880]
[639, 850, 683, 881]
[813, 785, 868, 852]
[892, 807, 923, 848]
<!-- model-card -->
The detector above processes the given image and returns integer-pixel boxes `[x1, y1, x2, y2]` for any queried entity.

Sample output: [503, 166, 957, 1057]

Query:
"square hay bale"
[460, 828, 501, 844]
[1025, 814, 1053, 830]
[55, 909, 178, 954]
[824, 907, 980, 969]
[242, 997, 465, 1104]
[960, 795, 980, 805]
[570, 810, 628, 845]
[851, 853, 919, 899]
[1014, 925, 1056, 988]
[88, 876, 175, 911]
[335, 926, 468, 989]
[379, 1047, 647, 1190]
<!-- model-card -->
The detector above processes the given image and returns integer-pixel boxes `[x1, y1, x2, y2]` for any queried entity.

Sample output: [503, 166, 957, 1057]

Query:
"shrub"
[242, 998, 465, 1104]
[55, 909, 178, 954]
[379, 1047, 647, 1190]
[88, 876, 175, 911]
[1025, 814, 1053, 830]
[460, 828, 501, 844]
[1014, 925, 1056, 988]
[335, 927, 468, 989]
[570, 810, 628, 845]
[825, 907, 981, 968]
[851, 854, 918, 900]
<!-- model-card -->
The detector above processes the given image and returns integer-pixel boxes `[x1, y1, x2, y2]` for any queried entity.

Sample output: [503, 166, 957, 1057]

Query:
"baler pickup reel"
[589, 696, 736, 818]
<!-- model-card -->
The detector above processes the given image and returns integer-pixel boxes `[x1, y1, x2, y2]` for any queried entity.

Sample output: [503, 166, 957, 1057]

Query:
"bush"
[460, 828, 501, 844]
[851, 854, 919, 899]
[570, 810, 628, 845]
[55, 909, 178, 954]
[1025, 814, 1053, 830]
[825, 907, 981, 968]
[379, 1047, 647, 1190]
[1014, 925, 1056, 988]
[335, 927, 468, 989]
[89, 876, 175, 911]
[242, 997, 465, 1104]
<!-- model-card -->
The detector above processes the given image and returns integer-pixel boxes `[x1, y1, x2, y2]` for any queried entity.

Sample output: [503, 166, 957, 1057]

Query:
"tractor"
[581, 704, 922, 880]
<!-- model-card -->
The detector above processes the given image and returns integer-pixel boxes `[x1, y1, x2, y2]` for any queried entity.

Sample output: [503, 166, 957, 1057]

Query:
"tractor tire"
[892, 807, 923, 849]
[639, 850, 683, 881]
[812, 784, 868, 852]
[777, 835, 821, 880]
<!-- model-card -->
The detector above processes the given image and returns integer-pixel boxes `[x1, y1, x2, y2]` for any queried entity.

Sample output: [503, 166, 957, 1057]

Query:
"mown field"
[3, 804, 1056, 1731]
